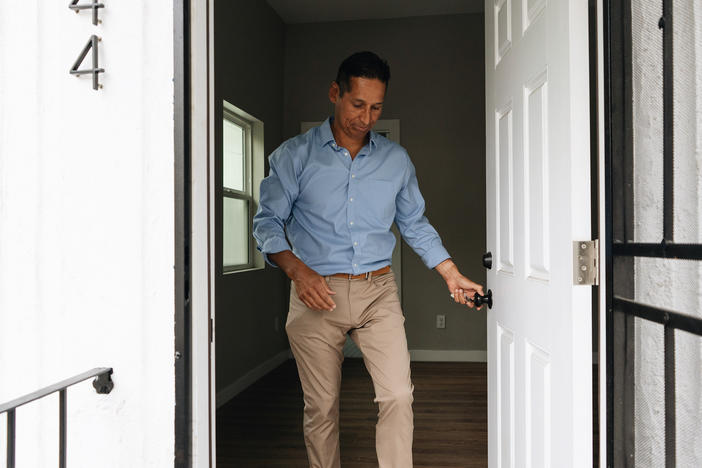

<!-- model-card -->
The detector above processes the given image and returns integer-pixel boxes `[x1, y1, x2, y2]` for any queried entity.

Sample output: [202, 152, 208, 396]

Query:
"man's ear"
[329, 81, 340, 104]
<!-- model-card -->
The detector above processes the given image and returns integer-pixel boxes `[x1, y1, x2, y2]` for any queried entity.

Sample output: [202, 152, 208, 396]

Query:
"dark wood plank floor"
[217, 358, 487, 467]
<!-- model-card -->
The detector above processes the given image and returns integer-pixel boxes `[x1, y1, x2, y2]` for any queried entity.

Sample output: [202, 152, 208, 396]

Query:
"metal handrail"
[613, 296, 702, 336]
[0, 367, 114, 468]
[612, 242, 702, 260]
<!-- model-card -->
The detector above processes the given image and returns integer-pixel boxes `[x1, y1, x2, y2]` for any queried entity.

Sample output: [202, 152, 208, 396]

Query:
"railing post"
[7, 408, 15, 468]
[664, 325, 676, 468]
[59, 389, 67, 468]
[0, 368, 112, 467]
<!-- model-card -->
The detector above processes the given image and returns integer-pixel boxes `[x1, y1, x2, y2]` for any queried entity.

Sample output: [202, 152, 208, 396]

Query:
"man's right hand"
[268, 250, 337, 312]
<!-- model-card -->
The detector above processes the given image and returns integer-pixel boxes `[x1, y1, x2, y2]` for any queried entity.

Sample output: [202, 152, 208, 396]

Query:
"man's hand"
[435, 259, 485, 309]
[269, 250, 336, 311]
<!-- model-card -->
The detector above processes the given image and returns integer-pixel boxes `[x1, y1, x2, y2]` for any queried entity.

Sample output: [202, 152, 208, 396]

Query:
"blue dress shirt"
[252, 117, 450, 276]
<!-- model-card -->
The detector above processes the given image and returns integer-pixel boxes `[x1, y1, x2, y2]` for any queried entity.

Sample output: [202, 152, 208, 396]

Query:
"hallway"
[217, 359, 488, 467]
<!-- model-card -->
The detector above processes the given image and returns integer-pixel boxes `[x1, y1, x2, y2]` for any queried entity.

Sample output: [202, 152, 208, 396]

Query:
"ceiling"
[266, 0, 484, 24]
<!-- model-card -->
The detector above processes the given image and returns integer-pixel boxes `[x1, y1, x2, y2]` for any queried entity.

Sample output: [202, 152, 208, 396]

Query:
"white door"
[485, 0, 593, 467]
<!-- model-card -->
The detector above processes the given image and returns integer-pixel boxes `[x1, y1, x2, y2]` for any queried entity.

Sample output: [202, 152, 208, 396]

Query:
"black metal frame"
[604, 1, 702, 466]
[0, 368, 114, 468]
[174, 0, 192, 466]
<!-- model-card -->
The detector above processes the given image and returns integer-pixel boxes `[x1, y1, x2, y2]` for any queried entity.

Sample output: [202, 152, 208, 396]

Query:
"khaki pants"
[286, 271, 414, 468]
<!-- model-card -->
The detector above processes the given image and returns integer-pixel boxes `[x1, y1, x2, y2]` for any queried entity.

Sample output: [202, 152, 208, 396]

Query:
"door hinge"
[573, 240, 599, 286]
[209, 317, 214, 343]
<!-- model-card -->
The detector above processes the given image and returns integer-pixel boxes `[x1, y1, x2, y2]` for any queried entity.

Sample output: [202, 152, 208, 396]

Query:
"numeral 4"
[69, 35, 104, 91]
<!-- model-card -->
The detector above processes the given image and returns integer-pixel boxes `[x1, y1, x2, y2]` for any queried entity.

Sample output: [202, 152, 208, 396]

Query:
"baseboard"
[216, 349, 293, 408]
[409, 349, 487, 362]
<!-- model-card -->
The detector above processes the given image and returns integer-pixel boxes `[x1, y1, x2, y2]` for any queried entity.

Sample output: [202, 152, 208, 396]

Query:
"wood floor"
[217, 358, 488, 467]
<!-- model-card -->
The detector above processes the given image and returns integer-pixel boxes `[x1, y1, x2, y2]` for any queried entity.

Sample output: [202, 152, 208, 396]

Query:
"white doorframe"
[190, 0, 216, 466]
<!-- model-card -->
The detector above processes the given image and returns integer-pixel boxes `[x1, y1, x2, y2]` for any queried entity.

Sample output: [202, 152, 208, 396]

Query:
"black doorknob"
[473, 289, 493, 309]
[482, 252, 492, 269]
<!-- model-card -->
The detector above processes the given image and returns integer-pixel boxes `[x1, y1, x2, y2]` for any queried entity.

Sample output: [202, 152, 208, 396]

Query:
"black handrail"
[613, 296, 702, 336]
[612, 242, 702, 260]
[0, 367, 114, 468]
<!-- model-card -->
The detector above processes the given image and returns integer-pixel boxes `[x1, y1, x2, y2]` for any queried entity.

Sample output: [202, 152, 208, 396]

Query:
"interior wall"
[283, 14, 487, 352]
[214, 0, 290, 397]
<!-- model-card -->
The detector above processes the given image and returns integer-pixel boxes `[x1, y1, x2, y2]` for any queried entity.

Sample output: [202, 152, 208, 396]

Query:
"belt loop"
[366, 271, 371, 281]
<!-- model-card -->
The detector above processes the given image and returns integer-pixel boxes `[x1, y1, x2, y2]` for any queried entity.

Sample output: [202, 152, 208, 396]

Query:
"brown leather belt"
[329, 265, 391, 280]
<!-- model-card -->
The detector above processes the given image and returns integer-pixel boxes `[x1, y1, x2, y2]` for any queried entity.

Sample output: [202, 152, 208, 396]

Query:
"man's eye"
[372, 106, 382, 111]
[354, 103, 363, 108]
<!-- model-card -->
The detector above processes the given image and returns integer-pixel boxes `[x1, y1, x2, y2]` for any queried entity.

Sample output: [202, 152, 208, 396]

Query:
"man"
[253, 51, 484, 468]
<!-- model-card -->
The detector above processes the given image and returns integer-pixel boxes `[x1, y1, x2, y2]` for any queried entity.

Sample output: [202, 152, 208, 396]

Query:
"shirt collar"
[318, 116, 378, 150]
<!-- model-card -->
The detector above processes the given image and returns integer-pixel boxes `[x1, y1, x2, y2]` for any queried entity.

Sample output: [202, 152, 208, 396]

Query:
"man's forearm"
[434, 258, 459, 282]
[268, 250, 308, 281]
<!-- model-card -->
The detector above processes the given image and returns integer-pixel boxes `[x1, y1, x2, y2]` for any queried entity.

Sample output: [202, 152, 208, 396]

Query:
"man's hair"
[335, 51, 391, 96]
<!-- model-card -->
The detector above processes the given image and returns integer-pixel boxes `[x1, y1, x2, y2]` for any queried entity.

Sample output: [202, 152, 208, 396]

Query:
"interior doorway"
[186, 0, 604, 466]
[202, 1, 489, 466]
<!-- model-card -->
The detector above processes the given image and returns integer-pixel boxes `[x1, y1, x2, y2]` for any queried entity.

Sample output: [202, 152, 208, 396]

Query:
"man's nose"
[360, 108, 371, 125]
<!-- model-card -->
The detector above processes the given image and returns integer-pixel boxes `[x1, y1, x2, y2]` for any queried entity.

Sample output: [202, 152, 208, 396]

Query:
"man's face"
[329, 77, 386, 142]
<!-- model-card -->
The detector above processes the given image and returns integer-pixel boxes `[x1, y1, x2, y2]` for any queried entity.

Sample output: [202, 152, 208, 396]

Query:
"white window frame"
[223, 100, 264, 273]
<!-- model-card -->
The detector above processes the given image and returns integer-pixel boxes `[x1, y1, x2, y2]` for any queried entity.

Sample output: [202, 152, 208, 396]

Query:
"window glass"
[223, 118, 245, 192]
[223, 197, 249, 267]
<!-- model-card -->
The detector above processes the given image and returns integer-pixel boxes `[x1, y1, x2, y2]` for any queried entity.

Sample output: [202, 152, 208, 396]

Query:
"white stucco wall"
[0, 1, 175, 466]
[632, 0, 702, 466]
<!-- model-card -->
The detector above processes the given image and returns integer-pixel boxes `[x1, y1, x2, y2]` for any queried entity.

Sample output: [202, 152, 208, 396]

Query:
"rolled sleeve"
[252, 145, 299, 268]
[260, 237, 292, 268]
[422, 244, 451, 270]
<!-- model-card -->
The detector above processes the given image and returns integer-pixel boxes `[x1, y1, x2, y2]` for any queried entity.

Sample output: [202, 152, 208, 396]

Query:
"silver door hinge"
[573, 240, 599, 285]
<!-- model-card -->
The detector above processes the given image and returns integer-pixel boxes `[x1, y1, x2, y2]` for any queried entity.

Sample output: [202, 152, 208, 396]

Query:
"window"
[222, 101, 264, 272]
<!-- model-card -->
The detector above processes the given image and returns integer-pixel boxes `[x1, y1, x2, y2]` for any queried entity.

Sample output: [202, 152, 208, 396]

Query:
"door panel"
[485, 0, 592, 466]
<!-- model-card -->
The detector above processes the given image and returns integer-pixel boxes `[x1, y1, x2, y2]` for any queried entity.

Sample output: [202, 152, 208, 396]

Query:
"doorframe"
[175, 0, 217, 466]
[174, 0, 193, 466]
[180, 2, 613, 467]
[595, 1, 608, 467]
[189, 0, 216, 467]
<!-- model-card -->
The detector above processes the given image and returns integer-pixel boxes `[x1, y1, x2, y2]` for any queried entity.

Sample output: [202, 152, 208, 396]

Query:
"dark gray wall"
[283, 14, 487, 351]
[214, 0, 289, 397]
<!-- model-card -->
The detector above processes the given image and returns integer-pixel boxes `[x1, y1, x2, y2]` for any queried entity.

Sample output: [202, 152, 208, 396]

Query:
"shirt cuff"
[259, 237, 292, 268]
[422, 245, 451, 270]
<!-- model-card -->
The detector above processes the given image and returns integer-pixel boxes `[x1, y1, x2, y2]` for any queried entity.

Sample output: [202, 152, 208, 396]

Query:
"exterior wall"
[283, 14, 487, 354]
[632, 0, 702, 466]
[0, 1, 175, 466]
[214, 0, 290, 399]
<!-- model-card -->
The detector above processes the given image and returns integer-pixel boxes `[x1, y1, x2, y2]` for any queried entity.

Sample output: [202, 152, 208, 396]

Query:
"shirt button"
[354, 241, 358, 246]
[353, 263, 358, 267]
[349, 221, 354, 225]
[351, 174, 356, 178]
[349, 197, 354, 202]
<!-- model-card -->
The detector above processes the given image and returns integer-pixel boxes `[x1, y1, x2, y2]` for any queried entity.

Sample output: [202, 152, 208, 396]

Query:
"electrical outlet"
[436, 314, 446, 329]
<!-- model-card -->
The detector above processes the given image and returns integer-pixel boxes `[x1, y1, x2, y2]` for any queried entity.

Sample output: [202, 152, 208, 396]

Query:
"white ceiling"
[266, 0, 484, 24]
